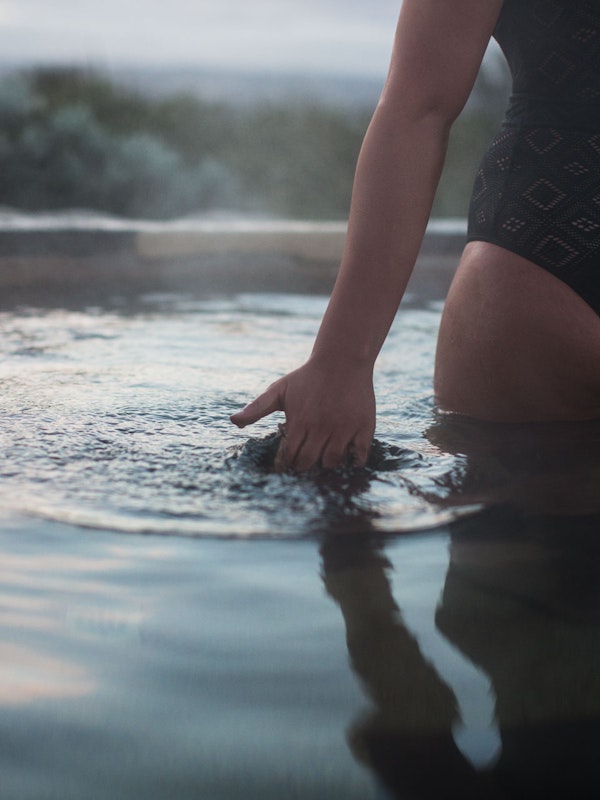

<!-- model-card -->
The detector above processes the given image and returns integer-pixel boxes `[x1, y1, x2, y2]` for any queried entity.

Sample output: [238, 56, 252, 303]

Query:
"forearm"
[310, 101, 452, 369]
[231, 0, 501, 471]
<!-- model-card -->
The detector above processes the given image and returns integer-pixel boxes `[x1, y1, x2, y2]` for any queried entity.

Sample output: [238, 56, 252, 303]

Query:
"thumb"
[230, 382, 285, 428]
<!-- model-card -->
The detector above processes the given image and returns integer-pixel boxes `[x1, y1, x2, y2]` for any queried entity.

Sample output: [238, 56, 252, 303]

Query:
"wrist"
[308, 346, 375, 375]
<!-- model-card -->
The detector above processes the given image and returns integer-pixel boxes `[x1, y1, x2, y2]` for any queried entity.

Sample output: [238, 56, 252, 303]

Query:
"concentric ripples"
[1, 293, 597, 537]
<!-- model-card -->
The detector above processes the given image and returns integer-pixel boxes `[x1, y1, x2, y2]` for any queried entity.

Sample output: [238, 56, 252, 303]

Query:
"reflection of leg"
[358, 730, 506, 800]
[436, 516, 600, 799]
[321, 536, 508, 799]
[496, 719, 600, 800]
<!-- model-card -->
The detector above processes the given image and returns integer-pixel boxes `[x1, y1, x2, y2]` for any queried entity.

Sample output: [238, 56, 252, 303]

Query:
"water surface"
[0, 292, 464, 536]
[0, 291, 598, 799]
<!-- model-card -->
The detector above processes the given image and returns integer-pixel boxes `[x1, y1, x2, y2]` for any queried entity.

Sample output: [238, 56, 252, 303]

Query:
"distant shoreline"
[0, 62, 385, 111]
[0, 59, 507, 111]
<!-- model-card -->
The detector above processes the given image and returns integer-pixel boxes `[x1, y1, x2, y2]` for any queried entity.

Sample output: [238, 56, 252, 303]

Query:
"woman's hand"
[230, 359, 375, 472]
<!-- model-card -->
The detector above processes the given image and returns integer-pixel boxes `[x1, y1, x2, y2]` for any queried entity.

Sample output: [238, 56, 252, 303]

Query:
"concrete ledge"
[0, 213, 466, 304]
[136, 221, 349, 263]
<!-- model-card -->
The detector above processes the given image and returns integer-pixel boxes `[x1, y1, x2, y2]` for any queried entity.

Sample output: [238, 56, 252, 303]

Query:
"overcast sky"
[0, 0, 402, 76]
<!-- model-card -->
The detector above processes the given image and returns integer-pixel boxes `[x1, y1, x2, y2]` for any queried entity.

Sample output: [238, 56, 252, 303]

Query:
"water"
[0, 292, 469, 536]
[0, 290, 598, 799]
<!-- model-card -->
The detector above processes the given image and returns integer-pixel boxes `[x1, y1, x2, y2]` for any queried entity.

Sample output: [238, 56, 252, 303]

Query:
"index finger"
[230, 382, 284, 428]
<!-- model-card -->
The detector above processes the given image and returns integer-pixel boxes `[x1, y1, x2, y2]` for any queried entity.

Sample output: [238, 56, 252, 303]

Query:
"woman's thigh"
[433, 241, 600, 421]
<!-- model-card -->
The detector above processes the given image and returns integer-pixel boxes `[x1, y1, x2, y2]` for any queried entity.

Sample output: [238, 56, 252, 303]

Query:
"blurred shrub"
[0, 66, 507, 219]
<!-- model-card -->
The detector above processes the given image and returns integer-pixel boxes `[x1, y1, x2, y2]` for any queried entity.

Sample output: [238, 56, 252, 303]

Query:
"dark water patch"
[222, 433, 477, 538]
[426, 413, 600, 517]
[225, 433, 423, 475]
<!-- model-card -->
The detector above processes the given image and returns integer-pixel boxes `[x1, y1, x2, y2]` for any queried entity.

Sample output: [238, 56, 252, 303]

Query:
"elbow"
[378, 75, 469, 132]
[374, 91, 460, 142]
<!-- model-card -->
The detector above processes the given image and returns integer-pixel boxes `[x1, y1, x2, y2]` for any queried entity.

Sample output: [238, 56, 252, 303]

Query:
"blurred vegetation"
[0, 66, 509, 220]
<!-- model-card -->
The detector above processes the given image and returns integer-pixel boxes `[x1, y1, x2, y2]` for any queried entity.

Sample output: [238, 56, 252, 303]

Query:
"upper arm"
[381, 0, 504, 121]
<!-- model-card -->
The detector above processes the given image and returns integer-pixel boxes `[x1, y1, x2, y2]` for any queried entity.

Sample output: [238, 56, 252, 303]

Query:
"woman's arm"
[231, 0, 503, 471]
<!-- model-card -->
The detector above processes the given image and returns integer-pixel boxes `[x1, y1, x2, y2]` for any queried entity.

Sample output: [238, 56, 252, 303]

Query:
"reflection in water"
[321, 508, 600, 799]
[0, 642, 94, 706]
[248, 413, 600, 796]
[1, 293, 599, 800]
[425, 414, 600, 516]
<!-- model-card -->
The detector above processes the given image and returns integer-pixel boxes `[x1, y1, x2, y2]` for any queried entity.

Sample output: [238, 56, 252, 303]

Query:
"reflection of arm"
[322, 542, 458, 733]
[322, 541, 508, 800]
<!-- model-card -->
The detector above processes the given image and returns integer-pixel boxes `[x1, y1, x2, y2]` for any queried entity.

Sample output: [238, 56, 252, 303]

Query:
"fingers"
[230, 382, 284, 428]
[321, 435, 350, 471]
[230, 366, 375, 473]
[347, 431, 373, 468]
[320, 431, 372, 470]
[275, 427, 373, 472]
[294, 431, 329, 473]
[274, 427, 326, 473]
[273, 427, 305, 473]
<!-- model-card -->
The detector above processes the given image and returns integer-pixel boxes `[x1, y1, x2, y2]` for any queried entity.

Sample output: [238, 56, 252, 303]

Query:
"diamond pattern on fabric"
[524, 128, 562, 154]
[467, 0, 600, 314]
[533, 234, 581, 268]
[523, 179, 566, 211]
[469, 123, 600, 283]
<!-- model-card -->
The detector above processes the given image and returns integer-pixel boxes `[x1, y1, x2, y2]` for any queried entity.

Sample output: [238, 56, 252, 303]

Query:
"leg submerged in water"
[434, 242, 600, 422]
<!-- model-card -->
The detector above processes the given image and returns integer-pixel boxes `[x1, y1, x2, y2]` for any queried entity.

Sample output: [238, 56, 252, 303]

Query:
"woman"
[231, 0, 600, 471]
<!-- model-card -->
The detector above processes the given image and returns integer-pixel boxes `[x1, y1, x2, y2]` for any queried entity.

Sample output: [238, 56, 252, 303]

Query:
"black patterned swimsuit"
[467, 0, 600, 314]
